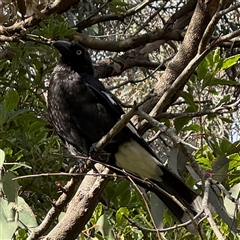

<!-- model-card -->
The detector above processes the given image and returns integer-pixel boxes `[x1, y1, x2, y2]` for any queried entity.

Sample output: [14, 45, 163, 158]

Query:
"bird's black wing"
[83, 73, 161, 160]
[84, 74, 125, 116]
[82, 74, 201, 222]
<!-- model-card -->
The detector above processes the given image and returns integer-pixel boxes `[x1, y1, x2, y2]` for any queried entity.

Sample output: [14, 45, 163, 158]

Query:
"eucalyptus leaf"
[4, 89, 19, 114]
[0, 198, 18, 240]
[0, 172, 19, 202]
[224, 183, 240, 217]
[18, 196, 38, 229]
[222, 54, 240, 70]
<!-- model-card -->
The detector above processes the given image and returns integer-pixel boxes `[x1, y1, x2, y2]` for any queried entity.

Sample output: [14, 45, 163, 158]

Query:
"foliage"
[0, 0, 240, 239]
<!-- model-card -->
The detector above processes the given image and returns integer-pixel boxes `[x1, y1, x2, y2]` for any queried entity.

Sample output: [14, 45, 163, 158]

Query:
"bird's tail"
[150, 166, 202, 233]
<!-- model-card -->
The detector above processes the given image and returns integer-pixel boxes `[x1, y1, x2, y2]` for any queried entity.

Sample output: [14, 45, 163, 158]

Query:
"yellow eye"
[76, 50, 82, 55]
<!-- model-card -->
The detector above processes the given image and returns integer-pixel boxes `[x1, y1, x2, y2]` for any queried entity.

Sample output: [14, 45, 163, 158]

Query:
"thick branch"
[94, 56, 164, 78]
[45, 164, 109, 240]
[74, 28, 183, 52]
[27, 177, 81, 240]
[137, 0, 220, 133]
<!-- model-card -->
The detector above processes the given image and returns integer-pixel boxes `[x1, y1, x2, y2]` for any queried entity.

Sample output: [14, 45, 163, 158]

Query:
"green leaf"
[113, 0, 129, 6]
[48, 17, 54, 38]
[174, 106, 195, 133]
[15, 228, 28, 240]
[220, 117, 234, 124]
[208, 77, 238, 86]
[197, 58, 209, 80]
[150, 193, 163, 229]
[180, 91, 198, 111]
[218, 95, 231, 105]
[213, 48, 221, 64]
[224, 183, 240, 217]
[174, 117, 190, 133]
[0, 198, 18, 240]
[18, 196, 38, 229]
[201, 72, 213, 89]
[11, 162, 31, 172]
[220, 139, 233, 154]
[96, 214, 114, 239]
[34, 129, 48, 144]
[205, 138, 223, 156]
[212, 58, 224, 73]
[119, 188, 131, 206]
[182, 124, 201, 132]
[205, 51, 214, 68]
[109, 5, 126, 14]
[196, 157, 211, 170]
[29, 120, 46, 134]
[222, 54, 240, 70]
[0, 172, 19, 202]
[8, 109, 30, 122]
[11, 54, 20, 72]
[4, 89, 19, 114]
[212, 156, 229, 182]
[112, 179, 129, 200]
[116, 207, 129, 226]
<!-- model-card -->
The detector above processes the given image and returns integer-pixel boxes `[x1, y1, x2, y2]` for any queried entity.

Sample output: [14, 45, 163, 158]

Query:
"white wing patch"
[115, 139, 163, 180]
[101, 91, 140, 137]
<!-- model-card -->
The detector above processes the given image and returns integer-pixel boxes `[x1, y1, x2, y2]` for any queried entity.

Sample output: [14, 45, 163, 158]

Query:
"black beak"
[53, 41, 71, 58]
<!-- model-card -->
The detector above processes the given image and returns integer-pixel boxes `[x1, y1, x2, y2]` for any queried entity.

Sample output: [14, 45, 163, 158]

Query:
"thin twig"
[136, 109, 205, 179]
[123, 210, 205, 233]
[209, 178, 240, 205]
[124, 170, 163, 240]
[13, 172, 120, 180]
[109, 63, 164, 90]
[202, 179, 225, 240]
[157, 100, 240, 119]
[95, 92, 155, 150]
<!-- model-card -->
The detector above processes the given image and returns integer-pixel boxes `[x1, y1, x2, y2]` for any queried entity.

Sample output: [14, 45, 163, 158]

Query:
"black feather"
[48, 41, 202, 231]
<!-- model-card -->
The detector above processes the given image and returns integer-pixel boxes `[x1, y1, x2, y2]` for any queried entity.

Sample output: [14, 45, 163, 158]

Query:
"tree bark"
[137, 0, 220, 134]
[46, 164, 110, 240]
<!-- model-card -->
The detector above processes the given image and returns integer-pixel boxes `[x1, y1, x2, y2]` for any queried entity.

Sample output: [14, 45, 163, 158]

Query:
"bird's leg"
[69, 155, 94, 174]
[90, 142, 111, 163]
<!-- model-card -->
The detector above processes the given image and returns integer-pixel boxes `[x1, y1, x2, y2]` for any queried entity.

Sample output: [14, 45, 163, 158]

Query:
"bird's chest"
[49, 73, 92, 108]
[48, 69, 116, 145]
[48, 73, 106, 128]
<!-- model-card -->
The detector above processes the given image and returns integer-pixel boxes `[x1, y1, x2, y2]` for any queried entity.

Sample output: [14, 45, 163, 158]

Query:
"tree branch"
[75, 0, 156, 31]
[74, 28, 183, 52]
[27, 176, 82, 240]
[136, 0, 220, 133]
[0, 0, 80, 35]
[202, 179, 225, 240]
[45, 164, 109, 240]
[136, 109, 205, 179]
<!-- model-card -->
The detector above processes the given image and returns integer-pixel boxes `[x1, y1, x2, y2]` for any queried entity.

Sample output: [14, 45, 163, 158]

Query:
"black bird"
[48, 41, 202, 232]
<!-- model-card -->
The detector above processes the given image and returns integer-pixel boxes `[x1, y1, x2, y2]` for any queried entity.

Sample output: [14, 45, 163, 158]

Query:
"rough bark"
[136, 0, 220, 134]
[45, 164, 110, 240]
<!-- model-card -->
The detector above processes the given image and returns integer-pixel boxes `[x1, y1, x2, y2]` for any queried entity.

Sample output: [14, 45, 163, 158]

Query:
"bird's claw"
[69, 158, 94, 174]
[90, 143, 110, 163]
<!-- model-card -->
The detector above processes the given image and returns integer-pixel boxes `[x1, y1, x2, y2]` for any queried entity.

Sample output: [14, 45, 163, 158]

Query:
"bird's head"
[53, 41, 94, 75]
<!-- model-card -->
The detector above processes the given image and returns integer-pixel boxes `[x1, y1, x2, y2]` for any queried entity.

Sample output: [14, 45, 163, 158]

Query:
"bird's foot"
[69, 157, 94, 174]
[90, 143, 110, 163]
